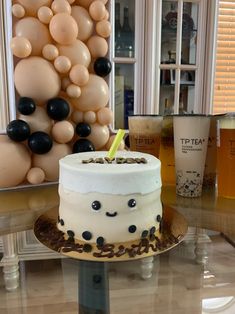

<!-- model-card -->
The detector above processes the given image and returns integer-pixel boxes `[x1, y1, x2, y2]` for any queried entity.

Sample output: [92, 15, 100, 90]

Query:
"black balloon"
[47, 98, 70, 121]
[18, 97, 36, 115]
[28, 131, 53, 154]
[6, 119, 30, 142]
[94, 57, 112, 77]
[73, 139, 95, 153]
[76, 122, 91, 137]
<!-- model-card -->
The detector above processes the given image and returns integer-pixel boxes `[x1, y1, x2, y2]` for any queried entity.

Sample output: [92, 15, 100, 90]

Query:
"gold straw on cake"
[107, 129, 125, 159]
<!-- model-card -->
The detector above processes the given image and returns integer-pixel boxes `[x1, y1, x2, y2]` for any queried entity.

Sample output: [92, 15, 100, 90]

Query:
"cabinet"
[110, 0, 216, 130]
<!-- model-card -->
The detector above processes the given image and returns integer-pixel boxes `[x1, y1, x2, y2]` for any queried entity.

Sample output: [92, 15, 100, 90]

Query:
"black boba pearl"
[73, 139, 95, 153]
[47, 97, 70, 121]
[150, 226, 156, 235]
[82, 231, 92, 241]
[76, 122, 91, 137]
[18, 97, 36, 115]
[28, 131, 53, 154]
[67, 230, 74, 238]
[156, 215, 162, 222]
[128, 225, 137, 233]
[6, 119, 31, 142]
[94, 57, 112, 77]
[60, 219, 65, 226]
[128, 199, 136, 208]
[96, 237, 105, 246]
[83, 244, 92, 252]
[141, 230, 148, 238]
[92, 201, 101, 211]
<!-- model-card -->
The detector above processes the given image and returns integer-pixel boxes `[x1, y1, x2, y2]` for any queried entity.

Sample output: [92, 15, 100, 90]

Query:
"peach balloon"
[0, 135, 31, 188]
[37, 6, 53, 24]
[14, 57, 61, 102]
[61, 77, 72, 91]
[14, 17, 52, 55]
[52, 121, 74, 143]
[54, 55, 71, 74]
[71, 110, 83, 123]
[42, 44, 59, 60]
[57, 40, 91, 67]
[69, 64, 89, 86]
[67, 0, 76, 3]
[18, 105, 53, 133]
[89, 1, 106, 21]
[17, 0, 53, 17]
[86, 36, 108, 58]
[51, 0, 71, 14]
[71, 6, 94, 41]
[10, 36, 32, 58]
[33, 143, 71, 181]
[26, 167, 45, 185]
[75, 74, 109, 111]
[103, 10, 109, 21]
[83, 111, 96, 124]
[106, 135, 125, 151]
[96, 20, 111, 38]
[86, 123, 109, 150]
[12, 4, 25, 18]
[66, 84, 81, 98]
[49, 13, 78, 45]
[97, 107, 113, 125]
[78, 0, 108, 9]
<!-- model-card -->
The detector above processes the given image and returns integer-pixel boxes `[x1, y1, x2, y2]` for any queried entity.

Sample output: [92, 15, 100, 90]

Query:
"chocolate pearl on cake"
[82, 231, 92, 241]
[60, 219, 65, 226]
[156, 215, 162, 222]
[150, 226, 156, 235]
[83, 244, 92, 253]
[96, 236, 105, 246]
[141, 230, 148, 238]
[67, 230, 74, 238]
[128, 225, 137, 233]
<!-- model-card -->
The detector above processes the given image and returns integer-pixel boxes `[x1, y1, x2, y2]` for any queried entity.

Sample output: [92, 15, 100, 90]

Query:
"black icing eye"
[128, 199, 136, 208]
[92, 201, 101, 211]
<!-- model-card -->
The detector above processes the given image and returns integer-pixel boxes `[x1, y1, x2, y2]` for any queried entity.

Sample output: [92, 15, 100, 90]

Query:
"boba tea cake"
[58, 151, 162, 245]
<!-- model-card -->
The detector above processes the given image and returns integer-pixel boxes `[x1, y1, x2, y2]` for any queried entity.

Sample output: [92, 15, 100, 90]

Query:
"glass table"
[0, 184, 235, 313]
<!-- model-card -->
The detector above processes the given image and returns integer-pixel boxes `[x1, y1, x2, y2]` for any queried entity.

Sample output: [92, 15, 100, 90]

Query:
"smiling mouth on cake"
[106, 211, 118, 217]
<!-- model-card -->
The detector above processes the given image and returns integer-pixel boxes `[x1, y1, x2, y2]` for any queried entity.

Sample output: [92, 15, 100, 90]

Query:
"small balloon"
[51, 0, 71, 14]
[52, 121, 74, 143]
[26, 167, 45, 185]
[86, 36, 108, 58]
[71, 110, 83, 124]
[18, 97, 36, 115]
[66, 84, 81, 98]
[73, 139, 95, 153]
[42, 44, 59, 60]
[69, 64, 89, 86]
[96, 20, 111, 38]
[71, 6, 94, 41]
[76, 122, 91, 137]
[12, 4, 25, 18]
[54, 55, 71, 74]
[83, 111, 96, 124]
[28, 132, 53, 154]
[6, 119, 31, 142]
[49, 13, 78, 45]
[94, 57, 112, 77]
[47, 97, 70, 121]
[37, 6, 53, 24]
[10, 36, 32, 58]
[89, 1, 106, 21]
[97, 107, 113, 125]
[103, 10, 109, 21]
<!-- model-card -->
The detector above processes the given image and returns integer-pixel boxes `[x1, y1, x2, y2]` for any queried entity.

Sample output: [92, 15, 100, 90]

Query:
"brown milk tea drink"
[217, 113, 235, 199]
[173, 115, 210, 197]
[128, 115, 163, 158]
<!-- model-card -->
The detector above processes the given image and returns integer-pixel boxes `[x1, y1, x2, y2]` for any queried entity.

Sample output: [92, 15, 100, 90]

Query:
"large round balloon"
[6, 119, 31, 142]
[86, 123, 109, 150]
[14, 57, 61, 103]
[51, 121, 74, 143]
[14, 17, 52, 56]
[18, 105, 53, 133]
[18, 97, 36, 115]
[47, 97, 70, 121]
[16, 0, 53, 17]
[74, 74, 109, 111]
[28, 132, 53, 154]
[49, 13, 78, 45]
[86, 36, 108, 59]
[33, 142, 71, 181]
[94, 57, 112, 77]
[10, 37, 32, 58]
[57, 40, 91, 67]
[73, 139, 95, 153]
[71, 6, 94, 41]
[0, 135, 31, 188]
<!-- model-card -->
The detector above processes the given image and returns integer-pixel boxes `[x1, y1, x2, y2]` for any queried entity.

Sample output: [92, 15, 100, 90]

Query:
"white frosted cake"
[58, 151, 162, 245]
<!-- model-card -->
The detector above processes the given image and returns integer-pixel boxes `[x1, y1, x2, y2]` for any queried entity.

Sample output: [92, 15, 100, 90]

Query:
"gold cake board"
[34, 206, 188, 262]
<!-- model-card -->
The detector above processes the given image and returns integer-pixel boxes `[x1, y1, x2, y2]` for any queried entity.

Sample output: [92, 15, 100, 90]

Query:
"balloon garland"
[0, 0, 125, 188]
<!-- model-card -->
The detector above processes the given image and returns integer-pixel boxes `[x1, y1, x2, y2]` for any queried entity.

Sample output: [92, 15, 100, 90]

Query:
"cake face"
[58, 151, 162, 244]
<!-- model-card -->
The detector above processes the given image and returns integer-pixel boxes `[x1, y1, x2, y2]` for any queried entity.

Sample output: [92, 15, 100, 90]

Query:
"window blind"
[213, 0, 235, 114]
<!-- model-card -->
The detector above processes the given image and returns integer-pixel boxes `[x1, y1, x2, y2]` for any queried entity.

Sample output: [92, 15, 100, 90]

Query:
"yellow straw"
[107, 129, 125, 159]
